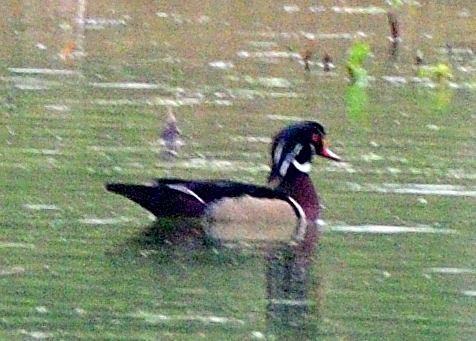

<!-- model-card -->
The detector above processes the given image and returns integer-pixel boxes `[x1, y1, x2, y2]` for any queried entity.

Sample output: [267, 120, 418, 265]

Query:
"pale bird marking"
[287, 196, 307, 240]
[206, 196, 304, 242]
[166, 184, 206, 204]
[273, 140, 285, 164]
[278, 143, 303, 177]
[291, 160, 311, 173]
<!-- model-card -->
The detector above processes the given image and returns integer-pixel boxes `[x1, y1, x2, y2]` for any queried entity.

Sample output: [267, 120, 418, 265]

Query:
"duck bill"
[318, 140, 341, 161]
[320, 147, 341, 161]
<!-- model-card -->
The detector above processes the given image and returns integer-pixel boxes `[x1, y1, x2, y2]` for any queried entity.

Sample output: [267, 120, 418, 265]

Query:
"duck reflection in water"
[265, 220, 319, 330]
[106, 121, 341, 331]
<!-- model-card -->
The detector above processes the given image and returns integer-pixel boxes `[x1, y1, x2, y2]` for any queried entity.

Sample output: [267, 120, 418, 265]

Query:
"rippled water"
[1, 0, 475, 339]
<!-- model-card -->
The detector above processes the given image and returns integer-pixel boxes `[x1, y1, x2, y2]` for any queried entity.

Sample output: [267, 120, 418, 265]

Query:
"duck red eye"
[311, 133, 321, 142]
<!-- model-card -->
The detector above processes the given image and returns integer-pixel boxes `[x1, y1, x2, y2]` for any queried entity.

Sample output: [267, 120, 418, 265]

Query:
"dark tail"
[105, 183, 206, 218]
[106, 183, 150, 199]
[106, 183, 128, 195]
[106, 183, 164, 215]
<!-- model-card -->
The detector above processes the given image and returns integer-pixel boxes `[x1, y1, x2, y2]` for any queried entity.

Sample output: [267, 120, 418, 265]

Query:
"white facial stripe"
[275, 140, 290, 177]
[277, 143, 312, 176]
[273, 140, 285, 164]
[292, 143, 303, 155]
[279, 158, 291, 177]
[309, 143, 316, 154]
[166, 184, 206, 204]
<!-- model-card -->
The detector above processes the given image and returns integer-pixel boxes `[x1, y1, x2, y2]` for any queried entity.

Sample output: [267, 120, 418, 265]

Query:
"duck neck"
[273, 173, 320, 221]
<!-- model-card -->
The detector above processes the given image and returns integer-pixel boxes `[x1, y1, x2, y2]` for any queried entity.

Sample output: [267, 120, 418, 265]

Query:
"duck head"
[268, 121, 340, 186]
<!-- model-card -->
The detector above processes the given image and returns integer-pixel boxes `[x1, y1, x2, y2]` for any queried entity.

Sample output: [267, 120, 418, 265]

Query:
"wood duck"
[106, 121, 340, 245]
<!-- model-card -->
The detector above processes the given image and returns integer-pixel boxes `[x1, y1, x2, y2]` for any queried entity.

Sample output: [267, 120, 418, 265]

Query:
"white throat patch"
[292, 160, 311, 173]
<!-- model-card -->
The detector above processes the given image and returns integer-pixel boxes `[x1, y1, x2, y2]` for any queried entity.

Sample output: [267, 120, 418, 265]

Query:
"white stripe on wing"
[166, 184, 206, 204]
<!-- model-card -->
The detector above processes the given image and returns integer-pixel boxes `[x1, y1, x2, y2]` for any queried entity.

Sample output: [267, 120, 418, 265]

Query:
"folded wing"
[106, 178, 307, 242]
[205, 195, 307, 243]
